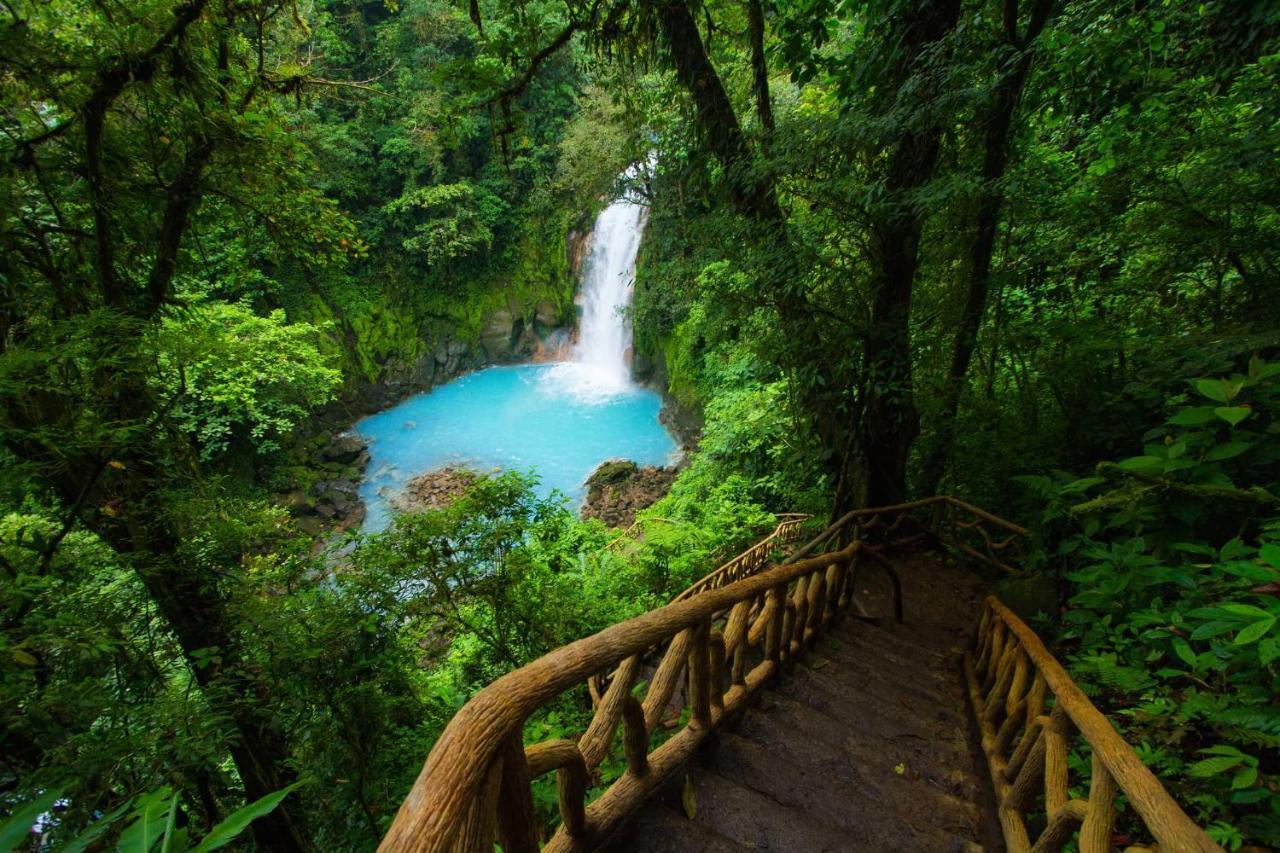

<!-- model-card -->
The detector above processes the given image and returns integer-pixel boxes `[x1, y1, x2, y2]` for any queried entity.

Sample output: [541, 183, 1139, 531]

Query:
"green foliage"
[0, 782, 303, 852]
[1025, 358, 1280, 846]
[156, 304, 342, 458]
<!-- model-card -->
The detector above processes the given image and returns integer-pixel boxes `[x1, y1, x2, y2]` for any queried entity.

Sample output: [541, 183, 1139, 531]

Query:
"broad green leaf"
[1221, 538, 1253, 561]
[1172, 637, 1196, 666]
[1233, 617, 1275, 645]
[1190, 621, 1236, 641]
[1231, 766, 1258, 790]
[1117, 455, 1162, 473]
[1220, 603, 1272, 619]
[1259, 543, 1280, 568]
[1188, 755, 1243, 776]
[1193, 378, 1232, 403]
[118, 788, 175, 853]
[1213, 406, 1251, 427]
[1205, 441, 1252, 461]
[1169, 406, 1218, 426]
[0, 789, 62, 853]
[189, 781, 304, 853]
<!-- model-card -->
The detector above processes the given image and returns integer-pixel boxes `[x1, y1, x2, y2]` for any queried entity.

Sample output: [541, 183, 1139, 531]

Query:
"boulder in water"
[390, 466, 479, 515]
[319, 433, 368, 464]
[582, 460, 678, 528]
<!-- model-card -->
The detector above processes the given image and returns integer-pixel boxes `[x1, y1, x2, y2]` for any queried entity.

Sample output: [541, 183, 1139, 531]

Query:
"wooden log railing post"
[1078, 752, 1117, 853]
[526, 741, 590, 839]
[621, 697, 649, 778]
[688, 618, 712, 729]
[765, 585, 785, 663]
[708, 630, 726, 716]
[496, 731, 539, 853]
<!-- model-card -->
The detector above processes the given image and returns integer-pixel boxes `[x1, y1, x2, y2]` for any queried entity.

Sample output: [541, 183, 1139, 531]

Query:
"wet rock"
[582, 460, 678, 528]
[567, 229, 593, 277]
[480, 309, 518, 360]
[319, 433, 368, 465]
[587, 459, 639, 487]
[534, 300, 559, 330]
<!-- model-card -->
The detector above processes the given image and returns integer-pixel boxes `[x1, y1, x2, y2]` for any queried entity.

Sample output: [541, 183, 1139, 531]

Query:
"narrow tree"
[919, 0, 1058, 495]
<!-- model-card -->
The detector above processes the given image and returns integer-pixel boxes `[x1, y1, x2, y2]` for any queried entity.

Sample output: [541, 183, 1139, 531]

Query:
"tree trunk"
[855, 0, 964, 509]
[746, 0, 774, 152]
[918, 0, 1056, 496]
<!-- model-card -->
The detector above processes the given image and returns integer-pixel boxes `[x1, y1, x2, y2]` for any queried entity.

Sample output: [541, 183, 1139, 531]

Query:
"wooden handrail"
[380, 541, 861, 851]
[965, 597, 1221, 853]
[784, 495, 1028, 570]
[379, 496, 1217, 852]
[671, 513, 812, 602]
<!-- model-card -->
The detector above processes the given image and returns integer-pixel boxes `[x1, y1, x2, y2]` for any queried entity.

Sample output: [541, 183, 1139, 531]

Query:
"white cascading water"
[545, 166, 648, 401]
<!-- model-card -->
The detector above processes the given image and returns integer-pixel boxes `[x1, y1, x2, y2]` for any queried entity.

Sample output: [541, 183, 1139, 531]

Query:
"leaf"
[1168, 406, 1218, 426]
[1220, 603, 1272, 619]
[1233, 617, 1275, 645]
[1259, 637, 1279, 665]
[1190, 621, 1236, 641]
[159, 791, 179, 853]
[1118, 455, 1163, 473]
[118, 788, 175, 853]
[1188, 756, 1243, 776]
[1172, 638, 1196, 667]
[1205, 441, 1252, 461]
[1231, 766, 1258, 790]
[1259, 543, 1280, 568]
[680, 775, 697, 820]
[190, 781, 304, 853]
[1193, 378, 1232, 403]
[0, 788, 62, 853]
[1213, 406, 1252, 427]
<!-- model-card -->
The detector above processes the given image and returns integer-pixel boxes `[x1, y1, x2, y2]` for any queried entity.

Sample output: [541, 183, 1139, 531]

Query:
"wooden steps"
[603, 554, 1002, 852]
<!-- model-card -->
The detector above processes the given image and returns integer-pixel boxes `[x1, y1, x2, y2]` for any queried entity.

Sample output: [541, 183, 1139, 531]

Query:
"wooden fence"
[671, 512, 811, 602]
[966, 597, 1221, 852]
[378, 497, 1219, 853]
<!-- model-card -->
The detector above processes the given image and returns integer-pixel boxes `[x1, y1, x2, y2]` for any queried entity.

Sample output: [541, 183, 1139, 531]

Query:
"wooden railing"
[671, 513, 811, 602]
[379, 497, 1217, 853]
[379, 535, 862, 851]
[784, 495, 1029, 573]
[966, 597, 1221, 853]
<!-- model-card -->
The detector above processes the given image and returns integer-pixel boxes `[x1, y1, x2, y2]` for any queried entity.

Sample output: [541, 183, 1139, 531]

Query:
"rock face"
[288, 433, 371, 535]
[389, 467, 479, 515]
[582, 459, 679, 528]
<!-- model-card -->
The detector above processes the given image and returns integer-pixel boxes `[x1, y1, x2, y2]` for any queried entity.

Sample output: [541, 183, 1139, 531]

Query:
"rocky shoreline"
[387, 467, 480, 515]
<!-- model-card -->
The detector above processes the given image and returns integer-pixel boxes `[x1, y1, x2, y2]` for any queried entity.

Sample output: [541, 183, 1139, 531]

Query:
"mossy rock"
[587, 460, 638, 487]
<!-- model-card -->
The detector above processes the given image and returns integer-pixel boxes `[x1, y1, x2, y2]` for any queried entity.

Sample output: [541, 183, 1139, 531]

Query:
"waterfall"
[546, 165, 648, 401]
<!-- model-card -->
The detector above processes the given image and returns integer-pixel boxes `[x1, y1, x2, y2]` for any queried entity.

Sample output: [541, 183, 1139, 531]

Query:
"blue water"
[354, 364, 679, 531]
